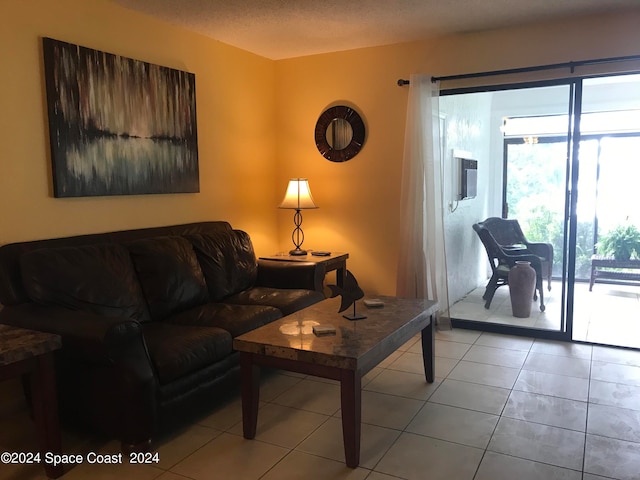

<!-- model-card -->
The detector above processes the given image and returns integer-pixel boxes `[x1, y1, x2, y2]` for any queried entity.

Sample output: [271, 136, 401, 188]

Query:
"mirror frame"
[314, 105, 365, 162]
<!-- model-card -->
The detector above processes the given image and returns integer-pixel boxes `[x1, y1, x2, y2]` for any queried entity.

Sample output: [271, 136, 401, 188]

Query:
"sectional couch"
[0, 221, 325, 449]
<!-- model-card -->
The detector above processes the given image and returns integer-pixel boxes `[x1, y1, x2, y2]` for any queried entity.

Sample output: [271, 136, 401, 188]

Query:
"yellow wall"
[2, 1, 640, 297]
[276, 10, 640, 295]
[0, 0, 278, 254]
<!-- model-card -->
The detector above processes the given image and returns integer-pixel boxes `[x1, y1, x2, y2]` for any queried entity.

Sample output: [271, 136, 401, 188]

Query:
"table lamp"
[279, 178, 318, 256]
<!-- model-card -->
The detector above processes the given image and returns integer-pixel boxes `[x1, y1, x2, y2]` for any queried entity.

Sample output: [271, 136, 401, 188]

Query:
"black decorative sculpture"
[328, 270, 366, 320]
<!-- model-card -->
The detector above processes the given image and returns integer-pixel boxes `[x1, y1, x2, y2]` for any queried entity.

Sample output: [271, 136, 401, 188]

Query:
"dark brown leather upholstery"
[0, 221, 325, 448]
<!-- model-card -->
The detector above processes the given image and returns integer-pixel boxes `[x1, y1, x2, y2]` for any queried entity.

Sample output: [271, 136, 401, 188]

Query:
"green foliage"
[597, 224, 640, 260]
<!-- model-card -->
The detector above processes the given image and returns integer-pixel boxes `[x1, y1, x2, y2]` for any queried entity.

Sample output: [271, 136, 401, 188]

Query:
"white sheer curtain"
[396, 74, 450, 327]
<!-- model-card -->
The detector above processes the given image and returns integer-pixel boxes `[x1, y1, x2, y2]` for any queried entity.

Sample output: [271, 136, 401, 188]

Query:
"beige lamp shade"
[279, 178, 318, 210]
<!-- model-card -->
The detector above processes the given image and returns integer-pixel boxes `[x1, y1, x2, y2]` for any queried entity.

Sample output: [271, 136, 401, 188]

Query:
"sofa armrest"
[0, 303, 157, 445]
[256, 260, 325, 292]
[0, 303, 145, 364]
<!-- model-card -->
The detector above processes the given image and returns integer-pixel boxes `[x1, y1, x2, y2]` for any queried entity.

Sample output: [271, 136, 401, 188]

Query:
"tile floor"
[2, 328, 640, 479]
[450, 280, 640, 349]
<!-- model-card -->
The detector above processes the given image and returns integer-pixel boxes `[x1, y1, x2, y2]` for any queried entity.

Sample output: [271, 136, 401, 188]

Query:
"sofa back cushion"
[20, 244, 150, 322]
[127, 236, 209, 321]
[188, 230, 258, 301]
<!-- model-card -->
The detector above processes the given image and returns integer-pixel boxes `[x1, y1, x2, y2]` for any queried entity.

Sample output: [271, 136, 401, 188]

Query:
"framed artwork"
[42, 37, 199, 197]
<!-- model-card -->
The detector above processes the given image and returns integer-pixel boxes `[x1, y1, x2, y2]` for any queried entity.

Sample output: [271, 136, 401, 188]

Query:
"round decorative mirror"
[314, 105, 365, 162]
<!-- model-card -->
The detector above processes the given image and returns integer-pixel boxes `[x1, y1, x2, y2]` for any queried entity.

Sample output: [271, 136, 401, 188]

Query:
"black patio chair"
[480, 217, 554, 291]
[473, 219, 546, 312]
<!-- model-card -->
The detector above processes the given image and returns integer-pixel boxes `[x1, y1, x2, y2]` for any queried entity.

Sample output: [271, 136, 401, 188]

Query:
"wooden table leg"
[31, 353, 63, 479]
[340, 369, 361, 468]
[336, 262, 346, 288]
[421, 315, 435, 383]
[240, 353, 260, 439]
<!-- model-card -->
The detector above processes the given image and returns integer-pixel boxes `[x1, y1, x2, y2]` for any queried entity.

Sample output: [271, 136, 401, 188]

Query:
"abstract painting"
[42, 38, 199, 197]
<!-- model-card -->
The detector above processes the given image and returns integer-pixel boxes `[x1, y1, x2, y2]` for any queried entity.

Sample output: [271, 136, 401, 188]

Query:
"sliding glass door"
[442, 82, 574, 338]
[444, 73, 640, 346]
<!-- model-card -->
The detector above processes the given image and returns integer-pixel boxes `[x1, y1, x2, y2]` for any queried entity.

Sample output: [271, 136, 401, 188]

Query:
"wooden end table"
[260, 252, 349, 287]
[233, 296, 438, 468]
[0, 325, 63, 478]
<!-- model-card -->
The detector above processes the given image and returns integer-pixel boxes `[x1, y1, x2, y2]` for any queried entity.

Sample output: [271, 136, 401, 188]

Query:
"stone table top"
[0, 324, 62, 366]
[234, 296, 438, 372]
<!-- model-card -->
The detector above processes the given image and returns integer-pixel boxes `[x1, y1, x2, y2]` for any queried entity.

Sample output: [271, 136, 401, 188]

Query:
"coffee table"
[233, 295, 438, 468]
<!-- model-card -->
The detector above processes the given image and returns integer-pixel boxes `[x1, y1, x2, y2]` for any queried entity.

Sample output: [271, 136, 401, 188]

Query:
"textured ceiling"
[113, 0, 640, 60]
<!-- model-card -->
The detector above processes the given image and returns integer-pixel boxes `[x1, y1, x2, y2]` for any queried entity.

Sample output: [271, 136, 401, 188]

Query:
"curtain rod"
[396, 54, 640, 86]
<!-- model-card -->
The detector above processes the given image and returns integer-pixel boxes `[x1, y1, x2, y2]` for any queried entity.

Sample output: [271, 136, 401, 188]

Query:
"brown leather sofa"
[0, 221, 325, 449]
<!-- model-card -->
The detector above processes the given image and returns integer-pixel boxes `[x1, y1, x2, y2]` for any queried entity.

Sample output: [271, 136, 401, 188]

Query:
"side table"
[0, 325, 63, 478]
[260, 251, 349, 287]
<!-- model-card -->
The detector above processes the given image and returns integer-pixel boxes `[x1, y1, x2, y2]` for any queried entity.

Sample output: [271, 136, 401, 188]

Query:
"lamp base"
[289, 248, 308, 256]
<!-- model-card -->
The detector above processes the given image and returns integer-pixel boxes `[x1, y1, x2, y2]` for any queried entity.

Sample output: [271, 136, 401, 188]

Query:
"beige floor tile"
[475, 451, 581, 480]
[376, 432, 484, 480]
[363, 369, 440, 401]
[397, 334, 420, 352]
[434, 328, 481, 344]
[155, 472, 194, 480]
[447, 360, 520, 389]
[60, 460, 163, 480]
[592, 345, 640, 367]
[589, 379, 640, 411]
[227, 403, 329, 448]
[591, 360, 640, 386]
[260, 451, 370, 480]
[171, 432, 288, 480]
[364, 473, 403, 480]
[406, 402, 498, 448]
[259, 372, 304, 402]
[296, 416, 400, 469]
[428, 378, 510, 415]
[488, 417, 585, 471]
[584, 434, 640, 480]
[530, 339, 592, 359]
[271, 378, 341, 415]
[154, 424, 222, 469]
[523, 352, 590, 379]
[474, 332, 535, 351]
[0, 462, 50, 480]
[514, 369, 589, 402]
[462, 344, 528, 368]
[196, 396, 244, 431]
[386, 351, 427, 375]
[432, 339, 472, 359]
[502, 390, 587, 431]
[587, 403, 640, 442]
[434, 355, 460, 378]
[340, 390, 424, 430]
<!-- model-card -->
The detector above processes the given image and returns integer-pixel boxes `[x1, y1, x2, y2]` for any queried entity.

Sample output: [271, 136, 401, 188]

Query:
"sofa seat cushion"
[127, 236, 209, 321]
[142, 323, 232, 385]
[19, 243, 150, 322]
[167, 303, 281, 338]
[225, 287, 324, 316]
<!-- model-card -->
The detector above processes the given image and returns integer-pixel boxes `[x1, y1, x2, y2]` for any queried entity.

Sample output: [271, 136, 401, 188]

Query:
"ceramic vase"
[508, 261, 536, 318]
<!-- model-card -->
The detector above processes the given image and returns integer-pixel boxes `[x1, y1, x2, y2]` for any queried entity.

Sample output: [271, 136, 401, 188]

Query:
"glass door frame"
[445, 77, 580, 341]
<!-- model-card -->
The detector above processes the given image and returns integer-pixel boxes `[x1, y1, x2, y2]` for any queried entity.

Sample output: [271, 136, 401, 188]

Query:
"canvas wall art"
[42, 37, 199, 197]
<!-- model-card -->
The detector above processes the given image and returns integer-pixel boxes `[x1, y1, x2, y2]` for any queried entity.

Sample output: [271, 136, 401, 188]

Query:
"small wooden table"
[589, 255, 640, 291]
[0, 325, 63, 478]
[233, 296, 438, 468]
[260, 252, 349, 287]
